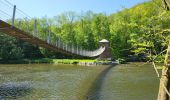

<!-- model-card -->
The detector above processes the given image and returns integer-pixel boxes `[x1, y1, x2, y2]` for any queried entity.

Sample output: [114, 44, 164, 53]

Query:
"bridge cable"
[0, 0, 13, 8]
[4, 0, 14, 6]
[3, 0, 32, 19]
[0, 9, 12, 18]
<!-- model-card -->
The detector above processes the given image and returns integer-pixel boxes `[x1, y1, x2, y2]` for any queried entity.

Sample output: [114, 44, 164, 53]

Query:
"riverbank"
[0, 58, 117, 66]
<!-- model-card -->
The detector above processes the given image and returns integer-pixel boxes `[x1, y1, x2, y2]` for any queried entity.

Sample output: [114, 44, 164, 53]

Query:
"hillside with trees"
[0, 0, 169, 62]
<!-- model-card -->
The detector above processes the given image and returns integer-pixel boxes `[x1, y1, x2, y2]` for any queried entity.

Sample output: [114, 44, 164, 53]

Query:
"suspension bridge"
[0, 1, 111, 59]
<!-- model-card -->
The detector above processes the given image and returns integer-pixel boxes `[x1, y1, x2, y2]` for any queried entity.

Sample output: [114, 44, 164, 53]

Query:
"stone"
[98, 39, 112, 60]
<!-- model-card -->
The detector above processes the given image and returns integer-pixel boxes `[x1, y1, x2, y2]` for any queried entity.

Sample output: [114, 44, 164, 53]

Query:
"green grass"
[26, 58, 111, 65]
[0, 58, 111, 64]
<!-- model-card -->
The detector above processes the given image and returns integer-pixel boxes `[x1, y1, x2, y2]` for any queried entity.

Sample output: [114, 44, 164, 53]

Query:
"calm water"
[0, 63, 159, 100]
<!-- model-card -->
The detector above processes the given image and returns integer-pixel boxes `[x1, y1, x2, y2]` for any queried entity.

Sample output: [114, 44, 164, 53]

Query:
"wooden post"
[157, 41, 170, 100]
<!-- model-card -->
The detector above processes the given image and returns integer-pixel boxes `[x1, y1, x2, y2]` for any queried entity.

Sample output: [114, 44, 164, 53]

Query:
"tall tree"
[157, 0, 170, 100]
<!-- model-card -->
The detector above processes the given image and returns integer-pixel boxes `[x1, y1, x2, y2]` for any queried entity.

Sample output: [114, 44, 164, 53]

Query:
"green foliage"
[0, 0, 169, 62]
[0, 32, 43, 60]
[109, 0, 170, 61]
[0, 33, 24, 60]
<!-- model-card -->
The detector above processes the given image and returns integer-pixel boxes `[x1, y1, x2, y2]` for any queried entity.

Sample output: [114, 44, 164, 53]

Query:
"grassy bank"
[0, 58, 112, 65]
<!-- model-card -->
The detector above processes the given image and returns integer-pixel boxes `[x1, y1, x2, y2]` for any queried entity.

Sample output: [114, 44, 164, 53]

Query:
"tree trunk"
[157, 41, 170, 100]
[162, 0, 170, 11]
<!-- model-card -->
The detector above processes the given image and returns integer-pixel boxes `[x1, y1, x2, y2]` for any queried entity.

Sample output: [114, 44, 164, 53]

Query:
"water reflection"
[86, 65, 115, 100]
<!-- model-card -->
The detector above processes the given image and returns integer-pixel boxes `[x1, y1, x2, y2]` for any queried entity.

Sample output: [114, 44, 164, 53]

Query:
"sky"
[0, 0, 148, 19]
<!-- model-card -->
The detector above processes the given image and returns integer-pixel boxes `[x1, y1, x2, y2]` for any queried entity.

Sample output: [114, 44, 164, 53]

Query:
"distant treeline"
[0, 0, 169, 62]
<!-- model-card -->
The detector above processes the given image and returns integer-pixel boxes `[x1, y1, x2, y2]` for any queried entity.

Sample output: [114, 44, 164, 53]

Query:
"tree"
[157, 0, 170, 100]
[0, 33, 24, 60]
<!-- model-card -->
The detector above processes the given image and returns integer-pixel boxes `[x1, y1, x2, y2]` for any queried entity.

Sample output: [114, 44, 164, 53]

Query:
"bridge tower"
[99, 39, 112, 60]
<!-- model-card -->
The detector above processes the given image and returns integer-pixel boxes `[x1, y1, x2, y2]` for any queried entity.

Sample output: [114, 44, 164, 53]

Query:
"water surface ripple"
[0, 63, 159, 100]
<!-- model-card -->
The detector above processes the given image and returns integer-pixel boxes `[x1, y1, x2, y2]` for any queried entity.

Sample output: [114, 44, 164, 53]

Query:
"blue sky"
[0, 0, 148, 19]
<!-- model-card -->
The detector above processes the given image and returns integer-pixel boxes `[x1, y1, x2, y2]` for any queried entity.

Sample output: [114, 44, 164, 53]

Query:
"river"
[0, 63, 159, 100]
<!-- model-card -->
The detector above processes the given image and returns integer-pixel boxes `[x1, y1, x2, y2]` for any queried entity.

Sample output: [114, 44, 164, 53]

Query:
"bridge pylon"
[98, 39, 112, 60]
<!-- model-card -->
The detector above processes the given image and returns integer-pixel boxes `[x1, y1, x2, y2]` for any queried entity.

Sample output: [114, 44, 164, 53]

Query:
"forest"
[0, 0, 169, 62]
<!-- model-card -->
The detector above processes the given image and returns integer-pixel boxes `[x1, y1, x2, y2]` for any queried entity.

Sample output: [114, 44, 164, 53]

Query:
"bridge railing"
[0, 1, 105, 57]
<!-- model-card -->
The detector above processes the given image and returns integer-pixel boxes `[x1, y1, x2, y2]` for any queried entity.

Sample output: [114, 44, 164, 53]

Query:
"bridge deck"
[0, 20, 73, 56]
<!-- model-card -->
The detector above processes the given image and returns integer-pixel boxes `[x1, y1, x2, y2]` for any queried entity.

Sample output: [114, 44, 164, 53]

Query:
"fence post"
[11, 5, 16, 28]
[25, 18, 30, 32]
[34, 19, 37, 36]
[18, 21, 21, 29]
